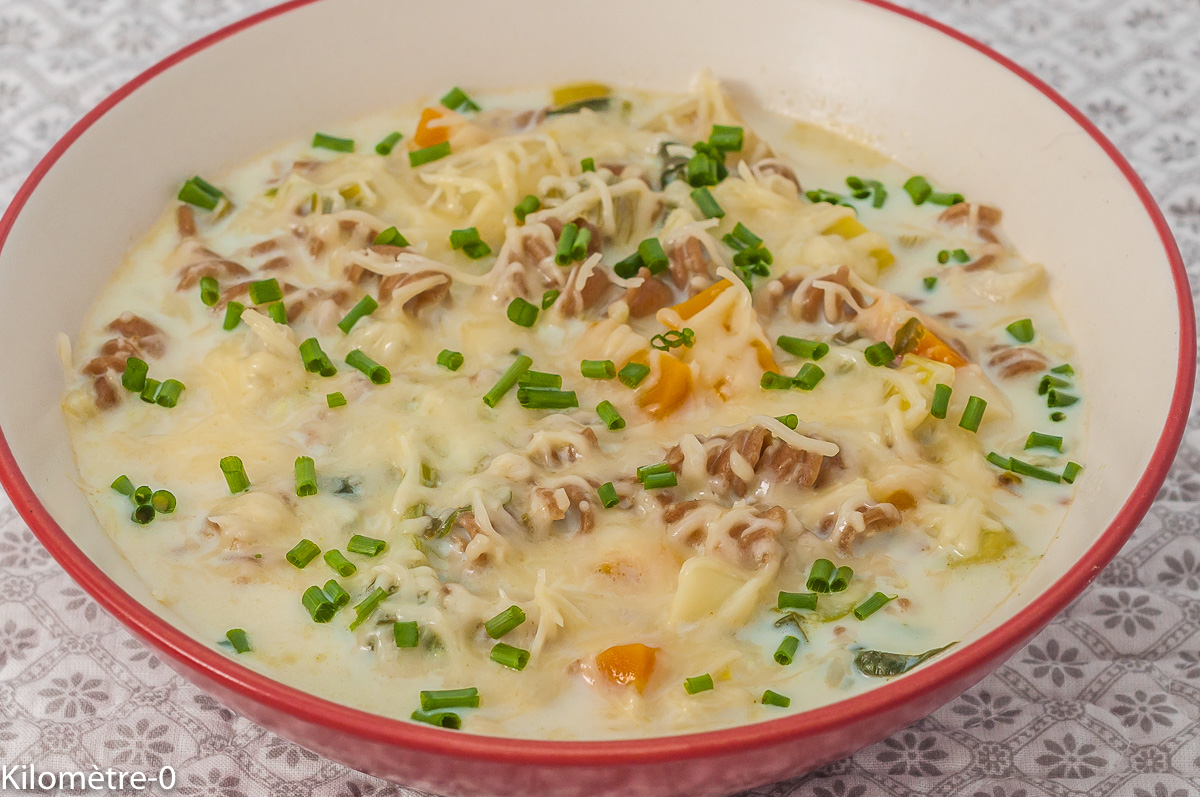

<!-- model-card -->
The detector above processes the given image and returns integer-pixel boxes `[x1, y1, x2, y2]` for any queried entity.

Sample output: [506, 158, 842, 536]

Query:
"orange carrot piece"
[413, 107, 449, 149]
[665, 279, 732, 325]
[596, 643, 658, 692]
[637, 352, 692, 418]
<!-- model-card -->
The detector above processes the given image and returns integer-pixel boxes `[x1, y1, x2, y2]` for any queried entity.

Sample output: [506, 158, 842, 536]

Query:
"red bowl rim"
[0, 0, 1193, 768]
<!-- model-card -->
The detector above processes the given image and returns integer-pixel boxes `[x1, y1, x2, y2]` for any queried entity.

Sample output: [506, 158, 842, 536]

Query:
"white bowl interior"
[0, 0, 1183, 706]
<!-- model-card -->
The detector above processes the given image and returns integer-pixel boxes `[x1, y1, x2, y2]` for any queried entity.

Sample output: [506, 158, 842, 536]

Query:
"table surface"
[0, 0, 1198, 795]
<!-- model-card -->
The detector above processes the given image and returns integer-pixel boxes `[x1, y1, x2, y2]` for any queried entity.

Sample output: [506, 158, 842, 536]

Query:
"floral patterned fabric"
[0, 0, 1198, 795]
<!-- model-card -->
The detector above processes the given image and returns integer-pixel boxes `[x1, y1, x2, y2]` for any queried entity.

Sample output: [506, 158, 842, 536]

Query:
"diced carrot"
[637, 352, 692, 418]
[752, 339, 779, 373]
[596, 643, 657, 692]
[914, 329, 968, 368]
[664, 279, 732, 325]
[413, 107, 449, 149]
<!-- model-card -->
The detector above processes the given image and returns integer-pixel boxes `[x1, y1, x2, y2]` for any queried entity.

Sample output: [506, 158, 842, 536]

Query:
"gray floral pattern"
[0, 0, 1198, 795]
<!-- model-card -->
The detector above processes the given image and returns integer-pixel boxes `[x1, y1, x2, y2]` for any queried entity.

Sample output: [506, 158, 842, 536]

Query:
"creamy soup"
[60, 75, 1084, 739]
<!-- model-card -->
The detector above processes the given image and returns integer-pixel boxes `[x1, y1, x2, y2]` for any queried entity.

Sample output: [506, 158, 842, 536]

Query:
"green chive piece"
[923, 276, 938, 290]
[931, 383, 952, 419]
[636, 462, 672, 481]
[121, 357, 148, 392]
[302, 586, 336, 623]
[864, 341, 895, 367]
[483, 355, 533, 407]
[410, 709, 461, 729]
[637, 238, 668, 275]
[518, 370, 562, 388]
[373, 226, 410, 247]
[642, 471, 677, 490]
[139, 378, 161, 404]
[1006, 318, 1035, 343]
[327, 392, 347, 408]
[541, 289, 560, 309]
[760, 371, 793, 390]
[131, 504, 155, 525]
[555, 223, 579, 266]
[777, 336, 828, 360]
[580, 157, 595, 172]
[491, 642, 531, 671]
[514, 195, 541, 223]
[793, 363, 825, 391]
[299, 338, 337, 376]
[516, 387, 578, 410]
[598, 482, 619, 509]
[312, 132, 354, 152]
[684, 674, 714, 694]
[266, 301, 288, 324]
[775, 413, 799, 429]
[929, 191, 965, 206]
[220, 456, 250, 493]
[854, 592, 895, 620]
[347, 534, 386, 557]
[959, 396, 987, 432]
[223, 301, 244, 330]
[1038, 374, 1070, 395]
[724, 222, 763, 250]
[450, 227, 491, 259]
[507, 297, 539, 327]
[178, 176, 224, 210]
[324, 580, 351, 608]
[248, 278, 282, 305]
[951, 248, 970, 263]
[394, 620, 419, 648]
[1010, 458, 1062, 483]
[338, 295, 379, 334]
[690, 186, 725, 219]
[778, 591, 818, 611]
[439, 86, 480, 112]
[617, 362, 650, 389]
[774, 635, 800, 665]
[437, 349, 464, 371]
[937, 250, 950, 264]
[613, 251, 644, 279]
[1047, 389, 1079, 408]
[150, 490, 176, 514]
[323, 549, 356, 577]
[293, 456, 318, 497]
[581, 359, 616, 379]
[420, 687, 480, 711]
[485, 605, 526, 639]
[409, 141, 451, 167]
[807, 559, 835, 593]
[346, 349, 390, 384]
[133, 485, 152, 505]
[225, 629, 251, 653]
[596, 400, 625, 430]
[829, 566, 854, 593]
[708, 124, 744, 152]
[349, 586, 389, 630]
[1051, 364, 1075, 376]
[287, 539, 320, 569]
[1062, 461, 1083, 484]
[1051, 411, 1067, 422]
[375, 131, 403, 155]
[686, 151, 718, 187]
[903, 176, 932, 204]
[986, 452, 1013, 470]
[571, 227, 592, 261]
[762, 689, 791, 707]
[420, 461, 438, 488]
[199, 276, 220, 307]
[111, 475, 135, 496]
[1025, 432, 1063, 452]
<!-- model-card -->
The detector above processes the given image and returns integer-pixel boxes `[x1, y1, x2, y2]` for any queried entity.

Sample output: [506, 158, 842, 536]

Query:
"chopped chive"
[409, 141, 451, 167]
[617, 362, 650, 389]
[1025, 432, 1063, 452]
[777, 336, 828, 360]
[1047, 389, 1078, 408]
[686, 151, 718, 187]
[761, 371, 793, 390]
[959, 396, 987, 433]
[483, 355, 533, 407]
[793, 363, 825, 391]
[514, 194, 540, 224]
[580, 157, 595, 172]
[690, 186, 725, 219]
[248, 278, 282, 305]
[299, 338, 337, 376]
[596, 400, 625, 430]
[517, 387, 578, 410]
[931, 383, 952, 419]
[1010, 458, 1062, 483]
[346, 349, 390, 384]
[223, 301, 244, 330]
[637, 238, 669, 275]
[293, 456, 318, 497]
[373, 226, 410, 247]
[986, 452, 1013, 470]
[375, 131, 403, 155]
[1006, 318, 1035, 343]
[266, 301, 288, 324]
[923, 276, 938, 290]
[871, 184, 888, 208]
[708, 124, 744, 152]
[951, 248, 970, 263]
[1062, 461, 1083, 484]
[829, 566, 854, 592]
[613, 251, 644, 279]
[1051, 364, 1075, 376]
[598, 482, 619, 509]
[225, 629, 251, 653]
[928, 191, 965, 206]
[177, 176, 223, 210]
[807, 559, 835, 593]
[762, 689, 791, 708]
[199, 276, 219, 307]
[853, 592, 895, 620]
[150, 490, 176, 514]
[327, 392, 347, 408]
[684, 674, 714, 694]
[302, 586, 336, 623]
[220, 456, 250, 493]
[491, 642, 531, 671]
[774, 635, 800, 665]
[724, 222, 763, 250]
[777, 591, 818, 611]
[437, 349, 464, 371]
[338, 295, 379, 334]
[1038, 374, 1070, 395]
[937, 250, 950, 264]
[420, 461, 438, 488]
[1050, 411, 1067, 422]
[402, 502, 426, 520]
[349, 586, 389, 630]
[637, 462, 672, 481]
[133, 485, 152, 505]
[642, 471, 678, 490]
[581, 359, 616, 379]
[518, 370, 561, 388]
[485, 605, 526, 639]
[286, 539, 320, 569]
[551, 223, 578, 267]
[571, 227, 592, 261]
[324, 549, 356, 577]
[903, 176, 932, 204]
[111, 475, 135, 496]
[312, 132, 354, 152]
[450, 227, 491, 259]
[541, 289, 560, 309]
[139, 378, 161, 404]
[121, 357, 148, 392]
[775, 413, 798, 429]
[347, 534, 386, 557]
[864, 341, 895, 367]
[394, 620, 419, 648]
[324, 580, 351, 608]
[131, 504, 155, 525]
[410, 709, 461, 729]
[439, 86, 480, 112]
[420, 687, 480, 711]
[507, 297, 539, 327]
